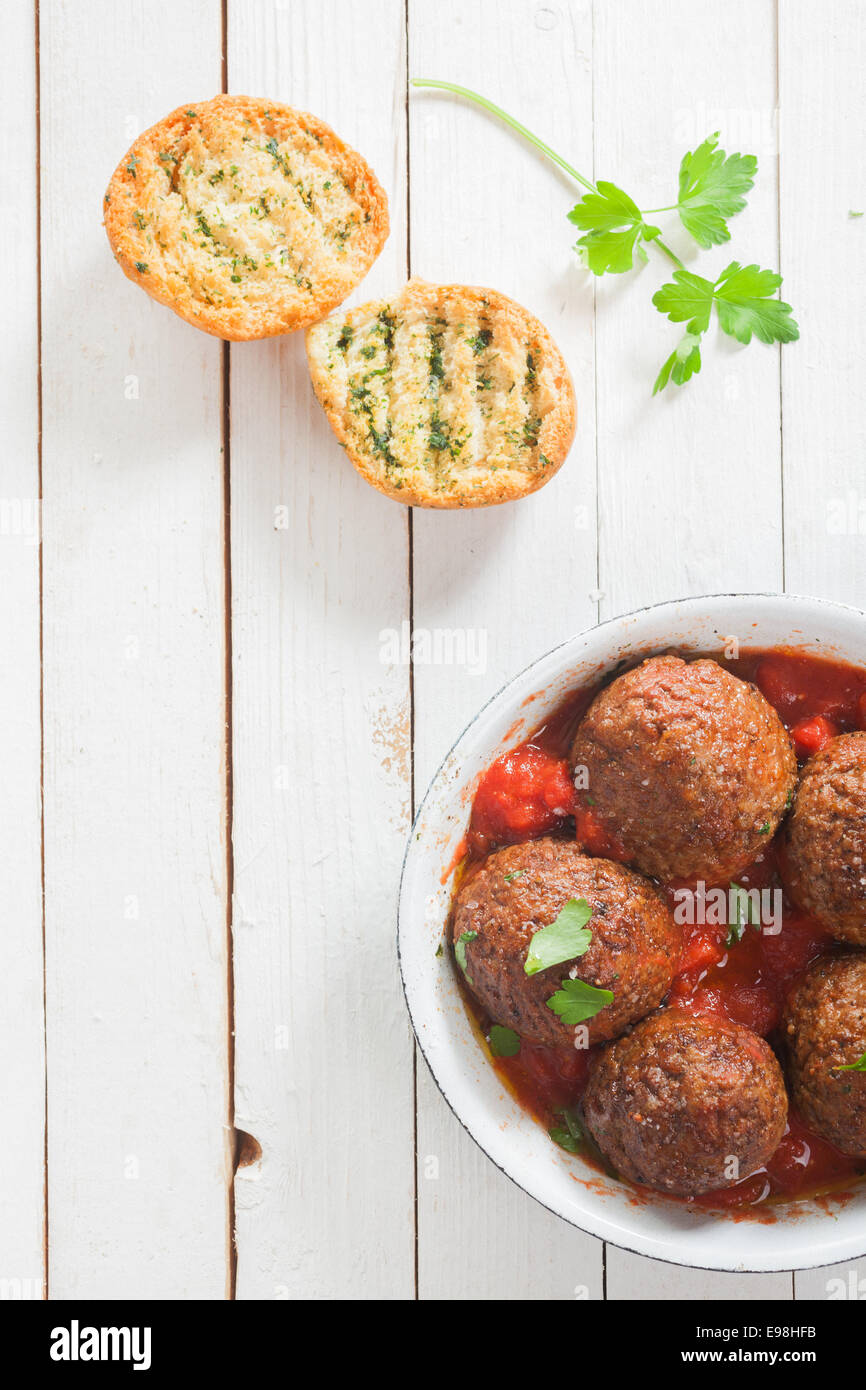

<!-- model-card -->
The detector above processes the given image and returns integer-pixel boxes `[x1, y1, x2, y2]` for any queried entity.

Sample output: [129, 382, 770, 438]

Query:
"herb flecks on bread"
[305, 279, 576, 508]
[104, 96, 389, 340]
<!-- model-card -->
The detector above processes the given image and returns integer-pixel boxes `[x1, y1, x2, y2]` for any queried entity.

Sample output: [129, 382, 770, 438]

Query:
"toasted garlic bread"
[305, 279, 576, 508]
[103, 96, 389, 340]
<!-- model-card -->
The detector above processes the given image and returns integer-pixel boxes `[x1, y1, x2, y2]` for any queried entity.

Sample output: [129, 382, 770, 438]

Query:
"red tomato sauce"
[455, 647, 866, 1210]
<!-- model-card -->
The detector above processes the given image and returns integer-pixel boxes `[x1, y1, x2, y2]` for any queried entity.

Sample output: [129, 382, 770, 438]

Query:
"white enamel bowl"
[398, 593, 866, 1272]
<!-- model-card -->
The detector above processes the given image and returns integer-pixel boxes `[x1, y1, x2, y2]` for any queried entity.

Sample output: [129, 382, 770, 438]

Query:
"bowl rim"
[397, 590, 866, 1272]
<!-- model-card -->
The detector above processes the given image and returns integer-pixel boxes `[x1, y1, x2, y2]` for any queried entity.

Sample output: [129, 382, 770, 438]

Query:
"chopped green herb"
[468, 328, 493, 355]
[549, 1108, 583, 1153]
[833, 1050, 866, 1073]
[522, 415, 541, 447]
[455, 930, 478, 983]
[726, 882, 759, 946]
[525, 898, 592, 976]
[488, 1025, 521, 1058]
[134, 261, 148, 274]
[429, 341, 445, 380]
[428, 416, 451, 453]
[546, 977, 613, 1025]
[504, 869, 526, 883]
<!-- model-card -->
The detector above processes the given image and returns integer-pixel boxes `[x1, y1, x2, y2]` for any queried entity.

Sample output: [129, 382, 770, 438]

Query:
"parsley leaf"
[454, 930, 477, 984]
[712, 261, 800, 345]
[568, 182, 660, 276]
[833, 1050, 866, 1073]
[524, 898, 592, 976]
[652, 261, 799, 392]
[546, 977, 613, 1025]
[652, 270, 716, 335]
[549, 1107, 583, 1153]
[677, 133, 757, 248]
[488, 1025, 521, 1058]
[653, 331, 702, 395]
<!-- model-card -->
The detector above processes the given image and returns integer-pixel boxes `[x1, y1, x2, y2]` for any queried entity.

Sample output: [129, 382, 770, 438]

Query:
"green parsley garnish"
[411, 81, 798, 395]
[468, 328, 492, 355]
[549, 1108, 583, 1153]
[726, 882, 759, 947]
[454, 930, 477, 984]
[134, 261, 148, 274]
[833, 1050, 866, 1073]
[525, 898, 592, 976]
[546, 977, 613, 1025]
[488, 1025, 521, 1058]
[653, 264, 798, 394]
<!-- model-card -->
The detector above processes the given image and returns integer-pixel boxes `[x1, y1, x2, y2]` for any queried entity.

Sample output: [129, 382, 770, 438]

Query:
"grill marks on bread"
[306, 280, 575, 507]
[104, 96, 388, 340]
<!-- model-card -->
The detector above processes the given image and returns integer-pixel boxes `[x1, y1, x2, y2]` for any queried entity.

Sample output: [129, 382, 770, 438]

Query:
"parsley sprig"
[411, 80, 799, 394]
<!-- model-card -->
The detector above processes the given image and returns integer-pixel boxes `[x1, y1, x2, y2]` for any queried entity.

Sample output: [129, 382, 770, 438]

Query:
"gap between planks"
[35, 0, 49, 1305]
[221, 0, 238, 1302]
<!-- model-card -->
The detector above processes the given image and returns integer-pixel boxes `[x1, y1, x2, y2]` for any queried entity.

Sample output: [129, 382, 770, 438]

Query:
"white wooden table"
[2, 0, 863, 1302]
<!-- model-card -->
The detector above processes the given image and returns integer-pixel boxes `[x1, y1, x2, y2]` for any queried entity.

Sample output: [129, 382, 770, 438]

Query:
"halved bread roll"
[305, 279, 576, 507]
[103, 96, 389, 340]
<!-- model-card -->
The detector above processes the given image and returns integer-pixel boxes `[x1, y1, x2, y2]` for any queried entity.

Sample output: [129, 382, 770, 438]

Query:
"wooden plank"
[592, 0, 792, 1299]
[594, 0, 785, 617]
[39, 0, 230, 1298]
[227, 0, 416, 1299]
[606, 1249, 793, 1301]
[796, 1259, 865, 1302]
[409, 0, 604, 1300]
[779, 0, 866, 608]
[0, 0, 45, 1300]
[779, 0, 866, 1302]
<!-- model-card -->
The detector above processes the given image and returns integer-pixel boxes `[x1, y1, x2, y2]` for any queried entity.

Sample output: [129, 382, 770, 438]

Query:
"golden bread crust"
[103, 95, 389, 340]
[305, 278, 576, 508]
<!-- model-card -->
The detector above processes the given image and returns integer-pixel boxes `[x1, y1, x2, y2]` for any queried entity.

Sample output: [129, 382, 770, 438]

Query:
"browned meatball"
[451, 837, 680, 1047]
[570, 655, 797, 883]
[582, 1010, 788, 1196]
[784, 733, 866, 944]
[783, 954, 866, 1155]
